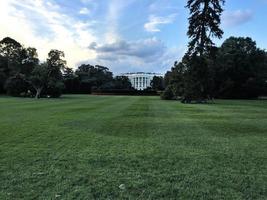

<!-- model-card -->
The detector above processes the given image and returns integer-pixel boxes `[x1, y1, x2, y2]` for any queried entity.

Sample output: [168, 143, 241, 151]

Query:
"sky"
[0, 0, 266, 74]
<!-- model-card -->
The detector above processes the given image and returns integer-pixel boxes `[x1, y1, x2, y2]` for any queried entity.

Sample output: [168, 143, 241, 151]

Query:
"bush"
[161, 86, 175, 100]
[44, 80, 64, 98]
[4, 73, 29, 97]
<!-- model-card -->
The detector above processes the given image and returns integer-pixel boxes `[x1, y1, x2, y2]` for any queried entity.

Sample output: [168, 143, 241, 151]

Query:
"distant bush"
[4, 73, 29, 97]
[161, 86, 175, 100]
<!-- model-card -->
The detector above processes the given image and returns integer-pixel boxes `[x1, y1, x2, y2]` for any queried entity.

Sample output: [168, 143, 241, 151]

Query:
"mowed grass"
[0, 95, 266, 199]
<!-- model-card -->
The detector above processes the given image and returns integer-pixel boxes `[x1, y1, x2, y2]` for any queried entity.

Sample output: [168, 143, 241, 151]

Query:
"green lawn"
[0, 95, 266, 199]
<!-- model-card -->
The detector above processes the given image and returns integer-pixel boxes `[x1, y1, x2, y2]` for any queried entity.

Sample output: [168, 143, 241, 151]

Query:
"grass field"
[0, 95, 266, 199]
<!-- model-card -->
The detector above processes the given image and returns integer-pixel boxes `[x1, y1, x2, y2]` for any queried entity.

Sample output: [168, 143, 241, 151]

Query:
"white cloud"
[105, 0, 136, 43]
[0, 0, 183, 74]
[0, 0, 97, 68]
[79, 7, 90, 15]
[144, 14, 177, 32]
[222, 10, 253, 27]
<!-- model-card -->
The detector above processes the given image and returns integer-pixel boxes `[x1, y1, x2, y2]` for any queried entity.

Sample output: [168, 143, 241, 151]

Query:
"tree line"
[0, 37, 163, 98]
[162, 0, 267, 101]
[162, 36, 267, 100]
[1, 1, 267, 100]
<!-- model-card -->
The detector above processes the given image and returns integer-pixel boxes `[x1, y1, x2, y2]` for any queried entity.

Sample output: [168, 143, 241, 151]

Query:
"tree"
[20, 47, 39, 76]
[180, 0, 225, 102]
[75, 64, 113, 93]
[30, 63, 49, 99]
[151, 76, 164, 91]
[186, 0, 225, 56]
[161, 85, 175, 100]
[4, 73, 29, 97]
[164, 59, 195, 100]
[214, 37, 267, 99]
[44, 50, 66, 97]
[0, 55, 8, 93]
[0, 37, 23, 75]
[0, 37, 39, 94]
[63, 67, 78, 94]
[29, 50, 66, 99]
[112, 76, 132, 90]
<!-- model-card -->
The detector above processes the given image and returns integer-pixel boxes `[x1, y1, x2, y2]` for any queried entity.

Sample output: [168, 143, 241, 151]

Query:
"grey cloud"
[222, 10, 253, 27]
[89, 38, 165, 62]
[87, 38, 185, 74]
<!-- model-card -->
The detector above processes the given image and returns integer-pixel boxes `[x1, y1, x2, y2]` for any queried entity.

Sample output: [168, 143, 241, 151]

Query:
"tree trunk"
[35, 87, 42, 99]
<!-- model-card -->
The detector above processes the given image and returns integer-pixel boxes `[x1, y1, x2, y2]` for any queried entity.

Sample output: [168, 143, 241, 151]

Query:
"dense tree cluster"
[63, 64, 133, 94]
[163, 37, 267, 100]
[162, 0, 267, 101]
[0, 37, 133, 98]
[0, 37, 66, 98]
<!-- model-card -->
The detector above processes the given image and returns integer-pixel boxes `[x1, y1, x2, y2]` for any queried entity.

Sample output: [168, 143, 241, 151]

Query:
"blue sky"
[0, 0, 266, 74]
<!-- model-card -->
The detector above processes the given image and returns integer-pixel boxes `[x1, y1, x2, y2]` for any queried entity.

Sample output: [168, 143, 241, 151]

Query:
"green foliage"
[182, 56, 214, 101]
[30, 63, 49, 98]
[112, 76, 132, 90]
[151, 76, 164, 91]
[74, 64, 113, 93]
[20, 47, 39, 76]
[164, 36, 267, 101]
[30, 49, 66, 98]
[186, 0, 225, 56]
[0, 95, 266, 199]
[214, 37, 267, 99]
[45, 79, 65, 98]
[4, 73, 29, 96]
[0, 55, 8, 93]
[0, 37, 40, 96]
[63, 67, 79, 94]
[0, 37, 23, 75]
[164, 61, 186, 98]
[161, 85, 175, 100]
[173, 0, 225, 102]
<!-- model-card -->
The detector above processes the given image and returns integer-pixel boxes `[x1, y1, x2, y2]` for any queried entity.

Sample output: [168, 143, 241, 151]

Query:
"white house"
[120, 72, 163, 90]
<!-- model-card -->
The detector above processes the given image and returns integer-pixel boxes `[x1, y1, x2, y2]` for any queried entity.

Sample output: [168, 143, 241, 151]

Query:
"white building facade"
[120, 72, 163, 90]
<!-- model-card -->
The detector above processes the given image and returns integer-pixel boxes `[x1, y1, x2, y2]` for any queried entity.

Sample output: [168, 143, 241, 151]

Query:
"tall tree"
[0, 37, 23, 75]
[180, 0, 225, 102]
[45, 50, 66, 97]
[63, 67, 79, 94]
[186, 0, 225, 56]
[47, 49, 66, 78]
[0, 55, 8, 93]
[20, 47, 39, 76]
[30, 63, 49, 99]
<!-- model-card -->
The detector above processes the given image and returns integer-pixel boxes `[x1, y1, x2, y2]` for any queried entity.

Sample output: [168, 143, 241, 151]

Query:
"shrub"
[4, 73, 29, 97]
[161, 85, 175, 100]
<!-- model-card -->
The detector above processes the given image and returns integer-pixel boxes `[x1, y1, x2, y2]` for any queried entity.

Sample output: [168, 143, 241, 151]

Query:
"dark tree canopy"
[4, 73, 29, 97]
[30, 63, 49, 98]
[151, 76, 164, 91]
[187, 0, 225, 56]
[168, 0, 225, 102]
[112, 76, 132, 90]
[0, 37, 23, 75]
[73, 64, 113, 93]
[163, 36, 267, 100]
[214, 37, 267, 98]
